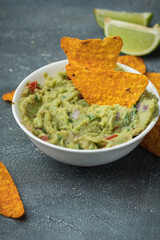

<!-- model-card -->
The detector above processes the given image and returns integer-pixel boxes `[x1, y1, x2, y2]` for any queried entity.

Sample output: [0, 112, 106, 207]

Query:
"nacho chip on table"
[66, 64, 148, 108]
[0, 161, 25, 218]
[145, 73, 160, 91]
[118, 55, 146, 74]
[140, 120, 160, 157]
[61, 36, 123, 71]
[2, 90, 15, 102]
[140, 72, 160, 157]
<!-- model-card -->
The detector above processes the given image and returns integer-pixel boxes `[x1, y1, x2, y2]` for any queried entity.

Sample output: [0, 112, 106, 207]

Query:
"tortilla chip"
[140, 72, 160, 157]
[2, 90, 15, 102]
[140, 120, 160, 157]
[145, 73, 160, 92]
[118, 55, 146, 74]
[61, 36, 123, 71]
[0, 161, 25, 218]
[66, 64, 148, 108]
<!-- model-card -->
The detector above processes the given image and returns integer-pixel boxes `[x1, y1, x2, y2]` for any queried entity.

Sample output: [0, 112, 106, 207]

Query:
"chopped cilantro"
[58, 136, 62, 141]
[123, 113, 130, 126]
[131, 108, 137, 118]
[37, 83, 41, 89]
[35, 95, 39, 102]
[69, 118, 73, 123]
[87, 115, 96, 121]
[43, 128, 47, 134]
[78, 143, 82, 149]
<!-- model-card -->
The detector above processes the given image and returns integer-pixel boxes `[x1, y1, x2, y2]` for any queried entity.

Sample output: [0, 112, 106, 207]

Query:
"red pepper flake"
[106, 134, 118, 140]
[113, 126, 119, 130]
[40, 135, 49, 141]
[28, 81, 39, 93]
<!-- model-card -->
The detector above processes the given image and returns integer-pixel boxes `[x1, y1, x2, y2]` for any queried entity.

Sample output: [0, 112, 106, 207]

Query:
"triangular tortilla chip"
[61, 36, 123, 70]
[66, 64, 148, 108]
[140, 72, 160, 157]
[2, 90, 15, 102]
[145, 73, 160, 91]
[140, 120, 160, 157]
[118, 55, 146, 74]
[0, 161, 25, 218]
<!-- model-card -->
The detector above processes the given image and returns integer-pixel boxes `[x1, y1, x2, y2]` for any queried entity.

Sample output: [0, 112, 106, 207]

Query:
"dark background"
[0, 0, 160, 239]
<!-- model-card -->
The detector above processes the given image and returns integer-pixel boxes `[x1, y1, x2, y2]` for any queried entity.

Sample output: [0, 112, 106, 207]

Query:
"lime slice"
[104, 18, 160, 56]
[94, 9, 153, 29]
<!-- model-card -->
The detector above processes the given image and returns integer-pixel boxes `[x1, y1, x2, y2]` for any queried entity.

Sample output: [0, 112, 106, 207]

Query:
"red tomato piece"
[106, 134, 118, 140]
[28, 81, 38, 93]
[40, 135, 49, 141]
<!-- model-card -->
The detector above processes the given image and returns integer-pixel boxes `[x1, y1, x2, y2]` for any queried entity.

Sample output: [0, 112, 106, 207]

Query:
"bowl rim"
[12, 60, 160, 154]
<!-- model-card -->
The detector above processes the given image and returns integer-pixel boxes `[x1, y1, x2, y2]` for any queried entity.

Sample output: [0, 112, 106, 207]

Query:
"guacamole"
[19, 72, 158, 150]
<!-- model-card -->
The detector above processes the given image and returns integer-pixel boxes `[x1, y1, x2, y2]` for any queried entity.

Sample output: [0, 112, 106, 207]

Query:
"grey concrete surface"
[0, 0, 160, 239]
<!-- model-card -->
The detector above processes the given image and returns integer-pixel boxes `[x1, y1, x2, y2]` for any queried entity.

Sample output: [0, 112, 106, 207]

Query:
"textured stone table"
[1, 0, 160, 239]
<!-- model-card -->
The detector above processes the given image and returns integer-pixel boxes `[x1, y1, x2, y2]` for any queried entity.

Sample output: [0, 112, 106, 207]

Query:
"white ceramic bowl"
[12, 60, 160, 167]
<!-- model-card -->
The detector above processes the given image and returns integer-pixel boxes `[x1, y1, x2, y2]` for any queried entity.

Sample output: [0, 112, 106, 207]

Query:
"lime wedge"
[94, 9, 153, 28]
[104, 18, 160, 56]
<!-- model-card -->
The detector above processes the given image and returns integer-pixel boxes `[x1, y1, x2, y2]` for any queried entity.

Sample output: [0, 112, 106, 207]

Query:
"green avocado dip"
[19, 72, 159, 150]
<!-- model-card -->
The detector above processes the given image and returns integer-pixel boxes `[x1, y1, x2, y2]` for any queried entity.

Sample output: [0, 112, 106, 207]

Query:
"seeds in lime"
[104, 18, 160, 56]
[93, 9, 153, 29]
